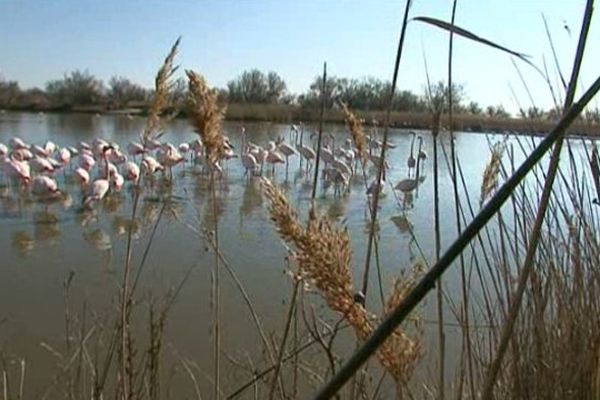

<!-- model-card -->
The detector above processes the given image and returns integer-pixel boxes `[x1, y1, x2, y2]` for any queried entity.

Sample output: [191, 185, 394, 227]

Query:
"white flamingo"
[395, 137, 424, 194]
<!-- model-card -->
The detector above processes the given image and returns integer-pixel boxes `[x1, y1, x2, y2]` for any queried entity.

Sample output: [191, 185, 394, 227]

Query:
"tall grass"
[4, 3, 600, 400]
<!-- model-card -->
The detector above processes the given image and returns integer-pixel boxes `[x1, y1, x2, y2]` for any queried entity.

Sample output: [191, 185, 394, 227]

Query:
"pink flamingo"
[83, 179, 110, 209]
[74, 167, 90, 187]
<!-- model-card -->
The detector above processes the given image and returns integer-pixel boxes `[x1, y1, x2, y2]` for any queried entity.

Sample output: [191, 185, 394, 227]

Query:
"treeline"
[1, 69, 600, 124]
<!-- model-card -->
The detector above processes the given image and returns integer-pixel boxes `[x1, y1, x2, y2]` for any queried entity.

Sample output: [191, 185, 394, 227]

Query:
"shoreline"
[2, 103, 599, 137]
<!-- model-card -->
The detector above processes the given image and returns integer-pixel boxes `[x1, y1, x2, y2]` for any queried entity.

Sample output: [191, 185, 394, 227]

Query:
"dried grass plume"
[261, 178, 422, 387]
[340, 102, 368, 164]
[186, 70, 227, 163]
[142, 37, 181, 143]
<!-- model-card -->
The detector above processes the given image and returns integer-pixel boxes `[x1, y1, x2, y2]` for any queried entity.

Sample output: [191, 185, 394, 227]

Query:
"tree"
[299, 75, 345, 108]
[423, 81, 465, 114]
[266, 71, 287, 103]
[0, 78, 21, 108]
[226, 69, 288, 104]
[46, 70, 105, 107]
[487, 104, 510, 119]
[107, 76, 147, 108]
[526, 106, 543, 120]
[584, 107, 600, 125]
[467, 101, 482, 115]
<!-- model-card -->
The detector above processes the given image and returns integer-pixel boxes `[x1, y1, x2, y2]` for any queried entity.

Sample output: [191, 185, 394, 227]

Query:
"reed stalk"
[481, 2, 594, 397]
[361, 0, 412, 305]
[312, 72, 600, 399]
[311, 62, 327, 201]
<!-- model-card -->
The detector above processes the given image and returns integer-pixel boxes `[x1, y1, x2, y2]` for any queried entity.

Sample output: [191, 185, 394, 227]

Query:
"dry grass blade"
[186, 70, 227, 163]
[340, 102, 368, 164]
[261, 178, 422, 388]
[481, 139, 508, 205]
[142, 36, 181, 143]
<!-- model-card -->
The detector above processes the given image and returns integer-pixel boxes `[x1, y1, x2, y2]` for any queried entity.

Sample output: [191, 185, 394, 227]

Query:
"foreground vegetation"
[2, 1, 600, 399]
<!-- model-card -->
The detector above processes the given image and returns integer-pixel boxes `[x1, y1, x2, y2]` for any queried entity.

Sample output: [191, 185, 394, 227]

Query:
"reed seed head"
[142, 37, 180, 143]
[186, 70, 227, 163]
[262, 178, 422, 387]
[481, 140, 507, 205]
[340, 102, 368, 164]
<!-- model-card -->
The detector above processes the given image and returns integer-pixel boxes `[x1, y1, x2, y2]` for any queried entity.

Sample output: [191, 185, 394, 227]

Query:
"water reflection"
[83, 228, 112, 251]
[112, 215, 140, 238]
[33, 212, 61, 244]
[11, 230, 34, 256]
[239, 178, 263, 217]
[391, 214, 413, 234]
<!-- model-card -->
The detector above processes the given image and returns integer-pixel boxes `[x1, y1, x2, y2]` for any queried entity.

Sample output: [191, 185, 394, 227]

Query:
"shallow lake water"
[0, 111, 591, 397]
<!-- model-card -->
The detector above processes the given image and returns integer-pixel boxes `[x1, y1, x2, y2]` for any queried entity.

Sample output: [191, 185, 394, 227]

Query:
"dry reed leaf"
[480, 140, 507, 205]
[262, 178, 422, 386]
[186, 70, 227, 163]
[340, 102, 368, 164]
[142, 37, 181, 143]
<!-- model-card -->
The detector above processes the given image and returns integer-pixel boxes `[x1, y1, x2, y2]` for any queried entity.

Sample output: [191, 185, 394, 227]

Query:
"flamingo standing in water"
[3, 157, 31, 186]
[123, 162, 140, 184]
[265, 141, 285, 176]
[31, 175, 61, 212]
[74, 167, 90, 188]
[83, 178, 110, 209]
[407, 131, 416, 177]
[395, 136, 424, 198]
[276, 136, 297, 175]
[295, 125, 316, 172]
[31, 175, 59, 198]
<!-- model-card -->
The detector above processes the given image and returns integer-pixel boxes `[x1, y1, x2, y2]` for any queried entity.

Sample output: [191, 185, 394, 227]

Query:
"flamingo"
[30, 156, 55, 174]
[0, 143, 7, 157]
[108, 148, 127, 165]
[3, 157, 31, 185]
[141, 155, 165, 176]
[31, 175, 59, 198]
[395, 137, 424, 194]
[31, 144, 49, 158]
[296, 126, 316, 171]
[241, 153, 258, 177]
[265, 141, 285, 176]
[366, 171, 386, 197]
[58, 148, 71, 167]
[79, 153, 95, 172]
[331, 157, 352, 176]
[112, 172, 125, 192]
[44, 140, 57, 154]
[123, 162, 140, 184]
[78, 141, 91, 152]
[74, 167, 90, 187]
[9, 137, 28, 150]
[407, 131, 416, 176]
[127, 141, 145, 160]
[276, 137, 297, 173]
[12, 148, 33, 161]
[83, 179, 110, 209]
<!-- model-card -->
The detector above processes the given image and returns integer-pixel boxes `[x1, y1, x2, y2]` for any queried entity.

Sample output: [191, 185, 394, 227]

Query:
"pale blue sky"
[0, 1, 597, 113]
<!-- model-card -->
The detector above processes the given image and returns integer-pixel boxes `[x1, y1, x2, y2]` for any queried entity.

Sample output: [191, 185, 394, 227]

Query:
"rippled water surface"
[0, 112, 589, 397]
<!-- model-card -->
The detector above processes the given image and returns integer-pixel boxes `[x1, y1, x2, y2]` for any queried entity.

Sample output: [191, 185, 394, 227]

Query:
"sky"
[0, 0, 598, 114]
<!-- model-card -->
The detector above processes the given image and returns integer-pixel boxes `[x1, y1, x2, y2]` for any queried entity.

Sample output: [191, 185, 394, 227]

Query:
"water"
[0, 112, 590, 397]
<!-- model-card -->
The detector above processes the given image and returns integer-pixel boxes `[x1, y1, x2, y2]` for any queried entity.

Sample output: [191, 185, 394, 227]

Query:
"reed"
[262, 178, 422, 395]
[186, 70, 227, 163]
[340, 102, 367, 164]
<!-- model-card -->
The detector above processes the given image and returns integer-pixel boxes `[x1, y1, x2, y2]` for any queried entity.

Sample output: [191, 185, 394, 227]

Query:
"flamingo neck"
[415, 141, 423, 179]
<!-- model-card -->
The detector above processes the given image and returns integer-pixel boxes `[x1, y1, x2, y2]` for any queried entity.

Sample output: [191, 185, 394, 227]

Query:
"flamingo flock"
[0, 125, 427, 215]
